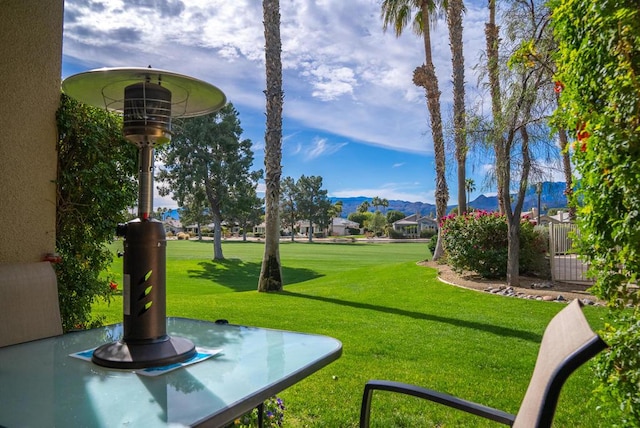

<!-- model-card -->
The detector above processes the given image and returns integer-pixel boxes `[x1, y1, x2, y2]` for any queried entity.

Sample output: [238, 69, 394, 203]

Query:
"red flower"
[109, 281, 118, 291]
[576, 121, 590, 143]
[554, 81, 564, 93]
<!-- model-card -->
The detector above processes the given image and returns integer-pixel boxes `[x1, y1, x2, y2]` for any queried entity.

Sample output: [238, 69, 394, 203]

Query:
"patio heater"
[62, 67, 226, 368]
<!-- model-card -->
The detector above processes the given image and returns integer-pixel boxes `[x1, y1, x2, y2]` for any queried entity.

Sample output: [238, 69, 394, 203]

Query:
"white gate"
[548, 223, 593, 284]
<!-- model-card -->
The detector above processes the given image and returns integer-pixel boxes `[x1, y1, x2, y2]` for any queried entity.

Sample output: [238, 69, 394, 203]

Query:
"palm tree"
[381, 0, 448, 260]
[371, 196, 382, 212]
[447, 0, 467, 214]
[380, 197, 389, 214]
[485, 0, 505, 214]
[258, 0, 284, 292]
[465, 178, 475, 209]
[357, 201, 371, 213]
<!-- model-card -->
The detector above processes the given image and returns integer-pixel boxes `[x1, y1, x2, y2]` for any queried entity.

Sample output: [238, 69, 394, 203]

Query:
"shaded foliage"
[55, 94, 138, 331]
[552, 0, 640, 424]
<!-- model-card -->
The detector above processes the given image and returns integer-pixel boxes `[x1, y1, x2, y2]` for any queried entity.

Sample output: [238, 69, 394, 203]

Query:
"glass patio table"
[0, 317, 342, 427]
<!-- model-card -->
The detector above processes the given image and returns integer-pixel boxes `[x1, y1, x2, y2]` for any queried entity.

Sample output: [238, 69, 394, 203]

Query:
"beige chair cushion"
[0, 262, 62, 347]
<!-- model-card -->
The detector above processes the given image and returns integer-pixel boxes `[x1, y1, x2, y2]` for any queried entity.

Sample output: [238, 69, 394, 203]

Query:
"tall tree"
[226, 173, 264, 241]
[465, 178, 475, 208]
[357, 201, 371, 213]
[381, 0, 449, 260]
[157, 103, 257, 260]
[329, 200, 343, 218]
[179, 189, 212, 241]
[381, 198, 389, 214]
[485, 0, 505, 215]
[371, 196, 383, 212]
[259, 0, 284, 291]
[486, 0, 555, 286]
[280, 176, 298, 242]
[296, 175, 331, 242]
[447, 0, 468, 214]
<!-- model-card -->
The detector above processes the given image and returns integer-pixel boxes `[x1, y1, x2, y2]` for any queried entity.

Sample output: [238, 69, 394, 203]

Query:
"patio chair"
[360, 299, 607, 427]
[0, 261, 62, 347]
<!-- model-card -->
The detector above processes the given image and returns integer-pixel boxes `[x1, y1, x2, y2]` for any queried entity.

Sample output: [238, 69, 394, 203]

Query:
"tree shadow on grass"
[187, 259, 322, 292]
[281, 291, 542, 343]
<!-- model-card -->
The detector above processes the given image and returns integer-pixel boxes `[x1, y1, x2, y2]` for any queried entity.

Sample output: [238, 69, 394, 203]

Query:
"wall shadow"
[187, 260, 321, 292]
[281, 291, 542, 342]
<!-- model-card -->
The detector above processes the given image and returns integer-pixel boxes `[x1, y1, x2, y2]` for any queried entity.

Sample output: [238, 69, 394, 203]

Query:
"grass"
[95, 240, 607, 427]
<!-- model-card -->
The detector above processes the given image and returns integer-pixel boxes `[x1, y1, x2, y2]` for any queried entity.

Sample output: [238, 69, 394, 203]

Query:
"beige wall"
[0, 0, 64, 262]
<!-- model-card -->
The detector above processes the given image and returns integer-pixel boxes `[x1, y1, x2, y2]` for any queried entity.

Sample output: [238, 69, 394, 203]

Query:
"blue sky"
[62, 0, 564, 209]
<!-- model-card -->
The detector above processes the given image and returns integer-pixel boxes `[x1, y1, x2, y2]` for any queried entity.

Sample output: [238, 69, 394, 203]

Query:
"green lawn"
[94, 240, 607, 427]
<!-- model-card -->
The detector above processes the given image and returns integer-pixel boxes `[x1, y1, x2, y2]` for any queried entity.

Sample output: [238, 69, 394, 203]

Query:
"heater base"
[91, 335, 196, 369]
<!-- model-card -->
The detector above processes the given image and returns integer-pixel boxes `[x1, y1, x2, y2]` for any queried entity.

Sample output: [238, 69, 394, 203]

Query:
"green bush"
[440, 211, 547, 279]
[551, 0, 640, 422]
[387, 228, 404, 239]
[428, 234, 437, 255]
[55, 94, 137, 331]
[420, 228, 437, 239]
[593, 315, 640, 427]
[519, 223, 551, 278]
[441, 211, 508, 278]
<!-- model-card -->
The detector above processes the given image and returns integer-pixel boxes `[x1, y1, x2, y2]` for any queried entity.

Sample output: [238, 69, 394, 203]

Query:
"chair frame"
[360, 299, 607, 427]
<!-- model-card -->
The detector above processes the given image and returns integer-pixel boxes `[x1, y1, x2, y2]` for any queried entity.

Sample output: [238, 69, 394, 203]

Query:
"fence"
[548, 223, 593, 284]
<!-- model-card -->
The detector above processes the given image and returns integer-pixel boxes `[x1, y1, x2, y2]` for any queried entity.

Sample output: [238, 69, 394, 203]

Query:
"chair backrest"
[0, 262, 63, 347]
[513, 299, 607, 428]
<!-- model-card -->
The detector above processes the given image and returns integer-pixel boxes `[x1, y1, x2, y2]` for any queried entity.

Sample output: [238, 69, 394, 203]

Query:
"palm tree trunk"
[258, 0, 283, 292]
[448, 0, 467, 214]
[485, 0, 505, 215]
[414, 4, 448, 261]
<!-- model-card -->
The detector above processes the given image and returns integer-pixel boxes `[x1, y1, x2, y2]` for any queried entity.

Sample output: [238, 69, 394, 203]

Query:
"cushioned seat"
[0, 262, 62, 347]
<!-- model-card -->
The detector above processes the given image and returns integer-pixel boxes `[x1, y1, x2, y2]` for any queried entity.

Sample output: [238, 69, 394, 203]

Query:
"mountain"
[330, 197, 437, 218]
[331, 181, 569, 217]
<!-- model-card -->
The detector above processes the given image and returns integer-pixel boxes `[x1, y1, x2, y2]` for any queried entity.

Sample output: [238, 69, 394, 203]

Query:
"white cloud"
[63, 0, 489, 156]
[289, 136, 348, 160]
[62, 0, 500, 207]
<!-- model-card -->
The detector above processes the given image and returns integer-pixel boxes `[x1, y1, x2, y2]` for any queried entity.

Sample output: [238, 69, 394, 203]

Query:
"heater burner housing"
[123, 82, 173, 146]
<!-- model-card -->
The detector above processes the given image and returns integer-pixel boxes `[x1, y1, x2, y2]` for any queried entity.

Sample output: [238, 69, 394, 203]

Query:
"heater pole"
[138, 145, 155, 219]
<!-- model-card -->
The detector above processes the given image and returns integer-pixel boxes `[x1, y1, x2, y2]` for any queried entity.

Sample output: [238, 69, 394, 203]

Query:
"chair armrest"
[360, 380, 516, 427]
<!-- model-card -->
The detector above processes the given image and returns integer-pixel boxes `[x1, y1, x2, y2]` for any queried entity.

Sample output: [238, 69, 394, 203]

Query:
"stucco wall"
[0, 1, 64, 262]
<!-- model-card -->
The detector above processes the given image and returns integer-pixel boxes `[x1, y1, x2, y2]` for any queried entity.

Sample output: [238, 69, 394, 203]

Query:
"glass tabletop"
[0, 318, 342, 427]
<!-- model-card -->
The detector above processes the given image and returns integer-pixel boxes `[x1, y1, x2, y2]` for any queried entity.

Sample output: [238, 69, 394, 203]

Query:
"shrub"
[428, 234, 437, 255]
[552, 0, 640, 420]
[520, 224, 550, 278]
[420, 228, 437, 239]
[55, 94, 137, 331]
[441, 211, 508, 278]
[441, 211, 547, 279]
[387, 228, 404, 239]
[592, 314, 640, 426]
